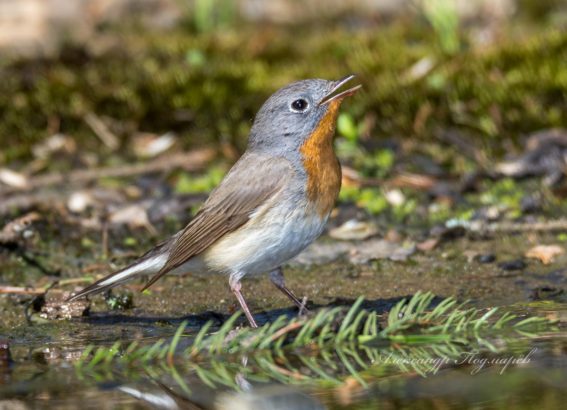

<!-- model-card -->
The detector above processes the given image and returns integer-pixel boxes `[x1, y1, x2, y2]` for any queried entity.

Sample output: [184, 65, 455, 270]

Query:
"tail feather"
[67, 242, 172, 302]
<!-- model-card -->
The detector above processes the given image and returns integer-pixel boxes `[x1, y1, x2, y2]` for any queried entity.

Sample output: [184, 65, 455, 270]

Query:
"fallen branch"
[0, 286, 46, 295]
[0, 191, 69, 216]
[0, 148, 215, 196]
[0, 277, 94, 296]
[84, 113, 119, 150]
[468, 219, 567, 233]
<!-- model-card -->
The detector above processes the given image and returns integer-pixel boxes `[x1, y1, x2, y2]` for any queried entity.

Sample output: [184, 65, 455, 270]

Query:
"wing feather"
[141, 155, 292, 290]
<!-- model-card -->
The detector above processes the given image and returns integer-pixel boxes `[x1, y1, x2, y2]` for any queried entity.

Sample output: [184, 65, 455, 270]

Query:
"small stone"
[531, 286, 563, 300]
[498, 259, 526, 271]
[476, 253, 496, 264]
[67, 191, 95, 213]
[40, 296, 90, 320]
[385, 189, 405, 206]
[521, 195, 542, 213]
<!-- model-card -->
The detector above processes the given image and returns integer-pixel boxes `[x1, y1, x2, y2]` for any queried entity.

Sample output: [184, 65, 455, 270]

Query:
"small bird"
[68, 75, 361, 327]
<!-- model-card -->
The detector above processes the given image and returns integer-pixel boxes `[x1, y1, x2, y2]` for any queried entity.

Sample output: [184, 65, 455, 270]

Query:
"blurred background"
[1, 3, 567, 409]
[0, 0, 565, 232]
[1, 0, 565, 158]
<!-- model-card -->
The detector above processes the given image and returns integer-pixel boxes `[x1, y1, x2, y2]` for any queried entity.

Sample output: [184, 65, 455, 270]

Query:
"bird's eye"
[290, 99, 309, 112]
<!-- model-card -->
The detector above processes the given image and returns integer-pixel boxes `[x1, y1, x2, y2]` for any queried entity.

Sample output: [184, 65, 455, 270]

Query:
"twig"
[84, 113, 119, 150]
[101, 218, 109, 260]
[0, 148, 215, 196]
[468, 219, 567, 233]
[385, 172, 438, 191]
[298, 296, 309, 317]
[0, 286, 46, 295]
[0, 191, 65, 216]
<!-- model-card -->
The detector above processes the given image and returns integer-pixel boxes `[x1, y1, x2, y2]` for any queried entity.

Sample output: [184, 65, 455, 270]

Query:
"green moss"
[174, 165, 226, 194]
[337, 112, 360, 141]
[0, 24, 565, 163]
[479, 178, 524, 211]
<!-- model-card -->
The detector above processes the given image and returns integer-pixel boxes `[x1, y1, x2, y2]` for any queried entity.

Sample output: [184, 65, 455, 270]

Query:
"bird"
[68, 75, 361, 328]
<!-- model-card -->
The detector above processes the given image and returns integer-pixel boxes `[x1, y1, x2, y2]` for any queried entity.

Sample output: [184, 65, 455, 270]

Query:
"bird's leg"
[269, 267, 309, 313]
[229, 277, 258, 328]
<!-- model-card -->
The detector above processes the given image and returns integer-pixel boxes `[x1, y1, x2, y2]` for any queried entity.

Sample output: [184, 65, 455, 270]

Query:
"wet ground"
[3, 339, 567, 409]
[1, 229, 566, 409]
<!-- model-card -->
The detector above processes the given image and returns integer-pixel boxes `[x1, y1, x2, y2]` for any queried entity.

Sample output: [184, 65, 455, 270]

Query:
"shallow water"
[2, 232, 567, 409]
[2, 298, 566, 409]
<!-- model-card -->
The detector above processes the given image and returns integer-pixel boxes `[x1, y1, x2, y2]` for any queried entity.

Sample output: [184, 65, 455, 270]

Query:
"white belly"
[202, 203, 328, 278]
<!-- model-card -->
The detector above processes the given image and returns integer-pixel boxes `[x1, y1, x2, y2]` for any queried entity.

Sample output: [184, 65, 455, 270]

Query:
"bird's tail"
[67, 240, 172, 302]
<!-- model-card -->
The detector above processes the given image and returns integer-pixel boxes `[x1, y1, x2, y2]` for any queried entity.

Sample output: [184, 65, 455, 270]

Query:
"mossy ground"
[0, 22, 565, 163]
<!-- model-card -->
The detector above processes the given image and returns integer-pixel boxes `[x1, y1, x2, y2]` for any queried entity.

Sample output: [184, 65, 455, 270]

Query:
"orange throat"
[300, 99, 342, 217]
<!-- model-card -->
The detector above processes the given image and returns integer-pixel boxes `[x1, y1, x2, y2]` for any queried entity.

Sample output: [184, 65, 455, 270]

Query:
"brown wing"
[141, 154, 292, 290]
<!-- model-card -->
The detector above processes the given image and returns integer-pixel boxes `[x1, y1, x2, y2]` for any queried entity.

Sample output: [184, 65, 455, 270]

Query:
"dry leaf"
[403, 56, 435, 82]
[32, 133, 77, 158]
[109, 205, 156, 234]
[131, 132, 176, 158]
[0, 168, 29, 188]
[329, 219, 378, 241]
[341, 165, 362, 187]
[417, 237, 441, 252]
[525, 245, 564, 265]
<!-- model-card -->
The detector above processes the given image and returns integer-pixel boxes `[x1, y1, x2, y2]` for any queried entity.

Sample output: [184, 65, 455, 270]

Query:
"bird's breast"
[300, 99, 342, 217]
[203, 199, 328, 275]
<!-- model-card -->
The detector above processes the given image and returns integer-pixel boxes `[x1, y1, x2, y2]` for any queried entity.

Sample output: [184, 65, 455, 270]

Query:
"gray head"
[247, 75, 361, 155]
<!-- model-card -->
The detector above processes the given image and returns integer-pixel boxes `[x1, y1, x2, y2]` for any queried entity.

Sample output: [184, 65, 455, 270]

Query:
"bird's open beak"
[318, 74, 362, 106]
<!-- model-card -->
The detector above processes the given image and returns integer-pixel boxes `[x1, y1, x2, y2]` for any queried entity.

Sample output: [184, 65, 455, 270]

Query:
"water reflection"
[118, 382, 325, 410]
[0, 304, 566, 410]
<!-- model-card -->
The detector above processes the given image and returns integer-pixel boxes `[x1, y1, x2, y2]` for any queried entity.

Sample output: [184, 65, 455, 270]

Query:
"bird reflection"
[118, 379, 326, 410]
